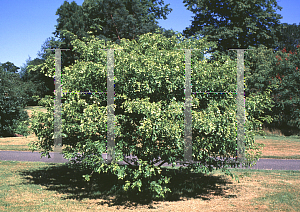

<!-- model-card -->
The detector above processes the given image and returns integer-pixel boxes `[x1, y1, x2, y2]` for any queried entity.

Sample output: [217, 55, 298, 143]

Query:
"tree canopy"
[182, 0, 285, 60]
[0, 61, 31, 137]
[275, 22, 300, 53]
[35, 0, 176, 74]
[0, 61, 20, 74]
[28, 29, 273, 198]
[18, 57, 55, 105]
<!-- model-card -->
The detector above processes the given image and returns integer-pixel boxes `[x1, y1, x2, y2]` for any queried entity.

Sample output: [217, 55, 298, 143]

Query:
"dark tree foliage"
[0, 61, 20, 74]
[79, 0, 173, 43]
[36, 0, 174, 77]
[181, 0, 285, 61]
[0, 63, 30, 137]
[179, 0, 300, 136]
[275, 22, 300, 53]
[0, 62, 23, 94]
[19, 57, 55, 105]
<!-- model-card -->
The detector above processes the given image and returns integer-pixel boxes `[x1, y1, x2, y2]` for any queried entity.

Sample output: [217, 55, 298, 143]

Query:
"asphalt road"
[0, 150, 299, 171]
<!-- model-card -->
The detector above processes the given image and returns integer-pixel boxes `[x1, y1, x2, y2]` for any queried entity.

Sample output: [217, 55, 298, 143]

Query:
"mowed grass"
[0, 160, 299, 211]
[255, 134, 300, 160]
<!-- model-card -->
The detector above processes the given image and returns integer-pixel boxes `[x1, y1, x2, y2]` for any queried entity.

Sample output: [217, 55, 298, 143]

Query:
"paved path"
[0, 151, 299, 171]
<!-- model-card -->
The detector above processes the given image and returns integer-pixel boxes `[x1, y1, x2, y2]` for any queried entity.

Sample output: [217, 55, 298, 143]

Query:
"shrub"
[0, 69, 31, 137]
[244, 44, 300, 136]
[28, 29, 273, 199]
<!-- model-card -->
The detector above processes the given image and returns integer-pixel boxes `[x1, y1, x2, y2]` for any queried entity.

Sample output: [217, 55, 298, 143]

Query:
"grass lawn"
[0, 106, 299, 211]
[0, 160, 299, 211]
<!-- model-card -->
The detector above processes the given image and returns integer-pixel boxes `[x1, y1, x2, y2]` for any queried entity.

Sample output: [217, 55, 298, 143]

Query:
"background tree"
[27, 0, 186, 111]
[33, 0, 175, 77]
[241, 44, 300, 136]
[0, 62, 30, 137]
[0, 61, 20, 74]
[275, 22, 300, 53]
[19, 56, 55, 106]
[0, 62, 24, 97]
[182, 0, 285, 61]
[180, 0, 300, 136]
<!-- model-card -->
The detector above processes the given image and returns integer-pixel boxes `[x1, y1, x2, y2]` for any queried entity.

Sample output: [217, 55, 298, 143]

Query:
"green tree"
[34, 0, 174, 75]
[263, 45, 300, 135]
[19, 56, 55, 106]
[241, 22, 300, 135]
[274, 22, 300, 54]
[180, 0, 300, 135]
[0, 62, 30, 137]
[28, 29, 273, 199]
[0, 61, 20, 74]
[240, 43, 300, 136]
[182, 0, 284, 61]
[78, 0, 173, 43]
[28, 0, 185, 108]
[0, 62, 25, 98]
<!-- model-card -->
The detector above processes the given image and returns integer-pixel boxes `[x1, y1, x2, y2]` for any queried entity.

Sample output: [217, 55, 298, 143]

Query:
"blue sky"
[0, 0, 299, 75]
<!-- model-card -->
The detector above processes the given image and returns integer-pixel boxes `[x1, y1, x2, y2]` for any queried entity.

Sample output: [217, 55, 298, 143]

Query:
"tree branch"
[157, 159, 167, 167]
[122, 154, 139, 168]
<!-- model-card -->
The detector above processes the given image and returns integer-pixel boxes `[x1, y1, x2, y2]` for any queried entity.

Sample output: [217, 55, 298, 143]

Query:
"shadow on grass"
[18, 162, 236, 208]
